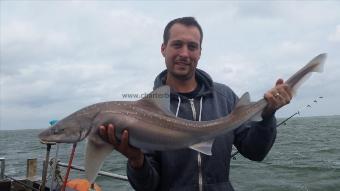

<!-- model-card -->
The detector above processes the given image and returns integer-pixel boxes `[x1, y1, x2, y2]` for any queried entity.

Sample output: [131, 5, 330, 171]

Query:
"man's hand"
[263, 78, 293, 118]
[99, 124, 144, 169]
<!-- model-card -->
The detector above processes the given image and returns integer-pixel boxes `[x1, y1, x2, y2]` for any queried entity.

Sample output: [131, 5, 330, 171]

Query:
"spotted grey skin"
[38, 90, 263, 151]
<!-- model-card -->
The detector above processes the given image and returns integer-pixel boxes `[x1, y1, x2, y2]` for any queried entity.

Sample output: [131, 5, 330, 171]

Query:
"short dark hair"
[163, 17, 203, 46]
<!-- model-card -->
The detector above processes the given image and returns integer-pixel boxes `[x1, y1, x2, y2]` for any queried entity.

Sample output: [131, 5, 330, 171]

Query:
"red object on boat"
[66, 179, 101, 191]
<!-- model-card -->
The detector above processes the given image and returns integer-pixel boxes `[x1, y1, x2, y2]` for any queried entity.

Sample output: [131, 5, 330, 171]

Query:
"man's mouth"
[175, 61, 190, 66]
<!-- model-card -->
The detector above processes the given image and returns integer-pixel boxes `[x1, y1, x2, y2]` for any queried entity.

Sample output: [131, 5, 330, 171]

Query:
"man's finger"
[107, 124, 118, 147]
[119, 130, 129, 151]
[275, 78, 284, 86]
[277, 89, 290, 105]
[282, 84, 293, 100]
[99, 125, 108, 141]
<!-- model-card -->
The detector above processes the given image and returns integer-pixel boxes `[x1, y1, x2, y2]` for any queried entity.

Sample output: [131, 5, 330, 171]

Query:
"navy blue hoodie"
[127, 69, 277, 191]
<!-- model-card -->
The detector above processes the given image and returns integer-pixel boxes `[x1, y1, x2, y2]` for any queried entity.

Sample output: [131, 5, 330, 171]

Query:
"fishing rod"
[4, 174, 40, 191]
[231, 96, 324, 160]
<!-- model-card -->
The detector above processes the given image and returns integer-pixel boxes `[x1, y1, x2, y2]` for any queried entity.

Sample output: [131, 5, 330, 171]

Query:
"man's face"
[161, 23, 201, 81]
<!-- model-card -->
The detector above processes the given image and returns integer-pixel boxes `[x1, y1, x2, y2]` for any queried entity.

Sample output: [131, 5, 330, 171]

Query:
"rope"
[50, 144, 60, 190]
[49, 119, 60, 190]
[61, 143, 77, 191]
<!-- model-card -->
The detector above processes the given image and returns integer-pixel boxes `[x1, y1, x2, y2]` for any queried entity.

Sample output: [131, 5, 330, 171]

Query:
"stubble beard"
[169, 66, 196, 81]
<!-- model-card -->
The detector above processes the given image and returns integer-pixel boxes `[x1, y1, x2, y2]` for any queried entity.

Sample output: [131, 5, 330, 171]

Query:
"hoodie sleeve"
[126, 152, 160, 191]
[233, 115, 277, 161]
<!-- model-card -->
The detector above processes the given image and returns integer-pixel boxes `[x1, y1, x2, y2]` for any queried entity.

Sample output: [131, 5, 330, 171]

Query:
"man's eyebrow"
[188, 41, 199, 45]
[171, 40, 198, 44]
[170, 40, 183, 43]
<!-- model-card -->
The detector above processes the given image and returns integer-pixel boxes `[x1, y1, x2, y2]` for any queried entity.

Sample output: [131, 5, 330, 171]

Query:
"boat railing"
[0, 157, 128, 191]
[0, 158, 4, 180]
[57, 162, 128, 181]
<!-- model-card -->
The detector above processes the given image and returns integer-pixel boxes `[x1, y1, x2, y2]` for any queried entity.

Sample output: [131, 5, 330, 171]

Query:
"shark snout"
[38, 125, 83, 143]
[38, 127, 58, 143]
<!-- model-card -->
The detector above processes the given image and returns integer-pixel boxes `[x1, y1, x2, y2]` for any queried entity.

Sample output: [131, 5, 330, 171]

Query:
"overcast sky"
[1, 1, 339, 130]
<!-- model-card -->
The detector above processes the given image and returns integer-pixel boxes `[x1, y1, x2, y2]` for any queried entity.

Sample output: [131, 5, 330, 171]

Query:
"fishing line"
[231, 96, 323, 160]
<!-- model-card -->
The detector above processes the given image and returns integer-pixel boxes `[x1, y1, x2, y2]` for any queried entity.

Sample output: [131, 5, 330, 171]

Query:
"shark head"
[38, 110, 97, 143]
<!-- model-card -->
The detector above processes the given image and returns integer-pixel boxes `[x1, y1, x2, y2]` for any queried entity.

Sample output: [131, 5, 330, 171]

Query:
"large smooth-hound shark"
[39, 53, 327, 183]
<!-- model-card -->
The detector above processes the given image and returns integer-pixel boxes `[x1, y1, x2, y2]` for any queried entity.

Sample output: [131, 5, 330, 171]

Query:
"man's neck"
[166, 74, 197, 93]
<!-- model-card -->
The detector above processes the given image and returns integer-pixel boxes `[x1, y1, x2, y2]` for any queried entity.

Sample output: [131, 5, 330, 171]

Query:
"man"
[99, 17, 292, 190]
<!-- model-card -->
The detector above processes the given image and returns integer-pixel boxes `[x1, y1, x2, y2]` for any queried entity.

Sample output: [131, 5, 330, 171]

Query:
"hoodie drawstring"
[198, 96, 203, 122]
[175, 96, 181, 117]
[174, 95, 204, 191]
[175, 96, 203, 120]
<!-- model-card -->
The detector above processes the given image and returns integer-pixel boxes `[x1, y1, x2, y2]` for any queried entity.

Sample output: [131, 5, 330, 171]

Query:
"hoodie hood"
[153, 68, 214, 98]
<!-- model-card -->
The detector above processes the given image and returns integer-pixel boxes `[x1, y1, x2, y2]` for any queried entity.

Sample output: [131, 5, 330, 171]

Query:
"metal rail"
[1, 158, 41, 191]
[0, 158, 5, 180]
[57, 162, 128, 181]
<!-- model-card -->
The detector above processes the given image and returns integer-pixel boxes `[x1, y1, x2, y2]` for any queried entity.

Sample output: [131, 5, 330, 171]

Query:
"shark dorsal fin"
[138, 86, 172, 115]
[235, 92, 251, 108]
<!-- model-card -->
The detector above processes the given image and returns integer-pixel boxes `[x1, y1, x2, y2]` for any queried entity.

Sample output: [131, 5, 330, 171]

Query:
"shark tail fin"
[312, 53, 326, 73]
[287, 53, 327, 95]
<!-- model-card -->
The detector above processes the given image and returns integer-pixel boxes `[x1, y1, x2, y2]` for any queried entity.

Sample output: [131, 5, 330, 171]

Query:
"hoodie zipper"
[189, 98, 203, 191]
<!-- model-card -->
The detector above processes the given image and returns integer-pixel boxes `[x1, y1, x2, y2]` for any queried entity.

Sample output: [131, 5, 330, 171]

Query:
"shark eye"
[54, 127, 65, 134]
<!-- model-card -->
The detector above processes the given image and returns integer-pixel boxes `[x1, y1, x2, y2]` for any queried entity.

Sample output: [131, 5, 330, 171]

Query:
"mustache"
[175, 57, 191, 64]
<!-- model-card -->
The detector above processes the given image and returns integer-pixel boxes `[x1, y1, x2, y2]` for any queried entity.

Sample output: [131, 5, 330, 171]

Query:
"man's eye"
[172, 43, 182, 48]
[188, 44, 198, 51]
[188, 46, 196, 50]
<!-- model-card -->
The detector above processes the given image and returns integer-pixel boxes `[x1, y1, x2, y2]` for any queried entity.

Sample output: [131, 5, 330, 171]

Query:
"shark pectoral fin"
[189, 139, 215, 156]
[85, 139, 114, 183]
[287, 53, 327, 95]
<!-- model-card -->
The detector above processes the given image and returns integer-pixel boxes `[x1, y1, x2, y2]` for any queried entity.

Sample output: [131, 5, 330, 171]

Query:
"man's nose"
[178, 46, 190, 57]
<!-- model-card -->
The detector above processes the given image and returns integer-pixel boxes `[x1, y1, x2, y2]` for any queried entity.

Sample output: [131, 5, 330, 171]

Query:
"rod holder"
[26, 158, 37, 179]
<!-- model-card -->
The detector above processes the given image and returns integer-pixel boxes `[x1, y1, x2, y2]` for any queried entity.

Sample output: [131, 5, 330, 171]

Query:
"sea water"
[1, 115, 339, 191]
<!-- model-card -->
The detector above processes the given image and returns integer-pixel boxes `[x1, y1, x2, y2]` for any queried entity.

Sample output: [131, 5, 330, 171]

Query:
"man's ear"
[199, 47, 202, 58]
[161, 43, 166, 57]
